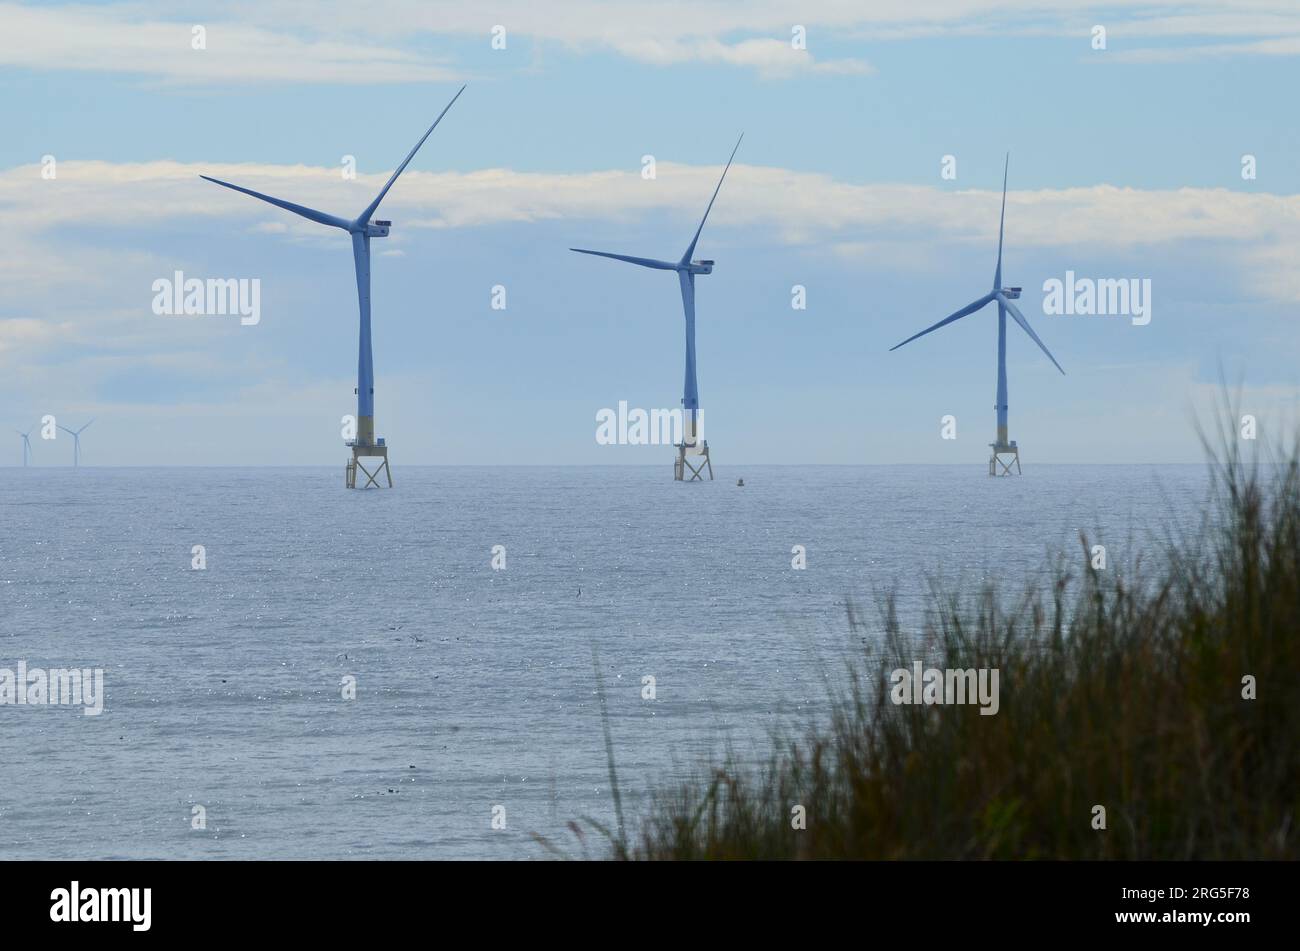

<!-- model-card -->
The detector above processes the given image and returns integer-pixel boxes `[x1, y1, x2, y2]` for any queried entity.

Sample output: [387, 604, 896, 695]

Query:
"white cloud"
[0, 2, 456, 84]
[5, 0, 1300, 85]
[0, 317, 70, 353]
[235, 0, 1300, 48]
[4, 159, 1299, 304]
[606, 37, 872, 76]
[1109, 36, 1300, 63]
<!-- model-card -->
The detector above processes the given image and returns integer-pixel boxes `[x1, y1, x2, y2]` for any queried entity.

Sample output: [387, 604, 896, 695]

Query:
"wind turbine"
[571, 135, 743, 482]
[201, 85, 466, 489]
[889, 155, 1064, 476]
[16, 427, 33, 467]
[58, 419, 94, 467]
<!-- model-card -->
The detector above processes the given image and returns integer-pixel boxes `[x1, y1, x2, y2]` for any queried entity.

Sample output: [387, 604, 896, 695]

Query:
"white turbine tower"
[200, 85, 466, 489]
[16, 427, 33, 467]
[570, 135, 743, 481]
[58, 419, 94, 467]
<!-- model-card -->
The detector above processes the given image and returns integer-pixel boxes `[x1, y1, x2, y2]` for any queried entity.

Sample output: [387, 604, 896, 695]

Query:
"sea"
[0, 464, 1213, 859]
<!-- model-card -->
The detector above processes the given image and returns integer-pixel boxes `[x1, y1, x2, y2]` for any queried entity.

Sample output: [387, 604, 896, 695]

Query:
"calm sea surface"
[0, 464, 1211, 859]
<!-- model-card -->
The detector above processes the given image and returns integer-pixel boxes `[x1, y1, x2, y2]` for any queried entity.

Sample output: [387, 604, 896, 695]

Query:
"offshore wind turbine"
[889, 155, 1064, 476]
[58, 419, 94, 467]
[571, 135, 743, 482]
[201, 85, 466, 489]
[16, 427, 33, 467]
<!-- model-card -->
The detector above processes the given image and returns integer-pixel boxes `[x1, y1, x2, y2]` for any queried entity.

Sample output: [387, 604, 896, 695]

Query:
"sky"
[2, 0, 1299, 466]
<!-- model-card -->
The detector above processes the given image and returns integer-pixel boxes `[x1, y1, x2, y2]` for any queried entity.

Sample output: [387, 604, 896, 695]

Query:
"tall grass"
[622, 428, 1299, 860]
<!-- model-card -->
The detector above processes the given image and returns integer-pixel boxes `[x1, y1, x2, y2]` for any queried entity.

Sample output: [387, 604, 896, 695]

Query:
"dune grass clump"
[621, 431, 1299, 860]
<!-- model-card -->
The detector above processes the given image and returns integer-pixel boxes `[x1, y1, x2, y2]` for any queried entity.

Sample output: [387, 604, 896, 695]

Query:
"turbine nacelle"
[1001, 286, 1022, 299]
[686, 259, 714, 275]
[364, 219, 391, 238]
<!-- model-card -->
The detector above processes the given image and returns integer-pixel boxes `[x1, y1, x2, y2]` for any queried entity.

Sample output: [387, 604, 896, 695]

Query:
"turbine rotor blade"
[680, 133, 743, 266]
[998, 292, 1066, 375]
[200, 176, 350, 230]
[570, 248, 678, 270]
[889, 292, 996, 351]
[357, 84, 466, 225]
[77, 418, 95, 434]
[995, 153, 1009, 287]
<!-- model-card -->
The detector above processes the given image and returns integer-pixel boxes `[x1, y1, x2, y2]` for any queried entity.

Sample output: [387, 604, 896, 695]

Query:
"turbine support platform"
[989, 441, 1020, 477]
[346, 440, 392, 489]
[675, 439, 713, 482]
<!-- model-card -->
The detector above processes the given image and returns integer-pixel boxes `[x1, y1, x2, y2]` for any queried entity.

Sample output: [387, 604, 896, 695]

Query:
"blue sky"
[2, 0, 1299, 465]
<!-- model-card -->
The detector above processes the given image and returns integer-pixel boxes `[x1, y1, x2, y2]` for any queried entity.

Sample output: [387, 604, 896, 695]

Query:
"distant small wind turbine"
[58, 419, 94, 467]
[201, 85, 466, 489]
[571, 134, 743, 482]
[889, 154, 1064, 476]
[16, 427, 33, 466]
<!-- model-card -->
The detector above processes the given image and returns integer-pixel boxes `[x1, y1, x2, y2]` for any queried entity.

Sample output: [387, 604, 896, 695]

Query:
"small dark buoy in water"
[737, 478, 745, 487]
